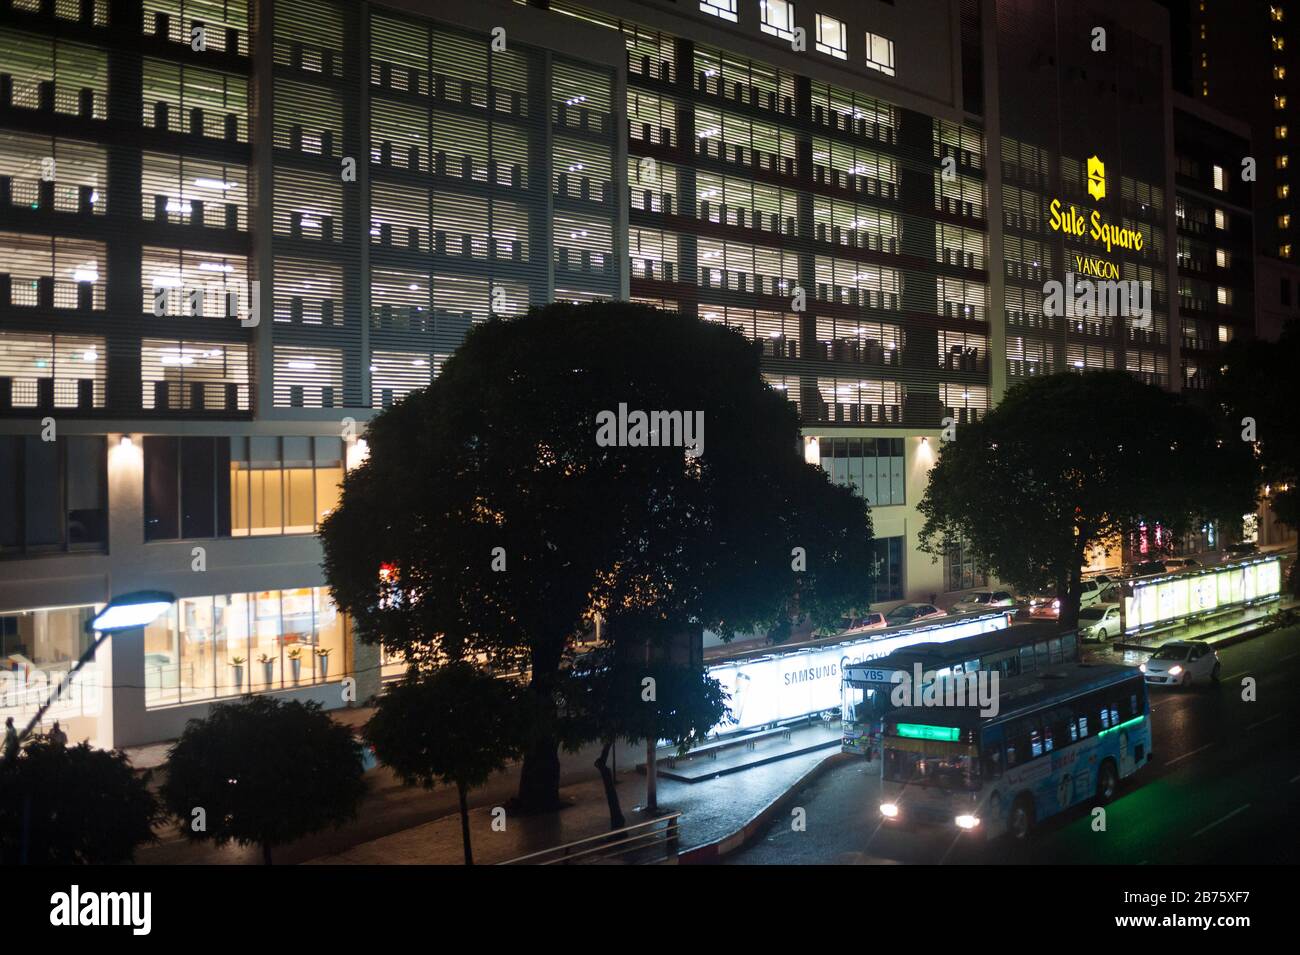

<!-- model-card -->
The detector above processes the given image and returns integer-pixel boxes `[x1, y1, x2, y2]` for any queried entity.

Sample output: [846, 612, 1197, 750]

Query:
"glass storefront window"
[2, 604, 103, 743]
[144, 587, 346, 709]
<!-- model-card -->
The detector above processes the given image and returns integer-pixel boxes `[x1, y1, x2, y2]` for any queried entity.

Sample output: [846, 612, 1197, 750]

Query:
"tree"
[161, 696, 366, 864]
[1214, 320, 1300, 593]
[321, 302, 876, 811]
[364, 662, 524, 864]
[918, 370, 1257, 629]
[0, 736, 159, 864]
[560, 646, 729, 829]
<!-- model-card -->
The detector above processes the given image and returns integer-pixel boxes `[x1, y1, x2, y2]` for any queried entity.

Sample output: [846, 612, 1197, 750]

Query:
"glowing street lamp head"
[88, 590, 175, 632]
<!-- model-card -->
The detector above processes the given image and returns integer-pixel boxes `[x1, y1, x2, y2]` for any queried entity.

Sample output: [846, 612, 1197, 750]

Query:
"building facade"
[0, 0, 1255, 747]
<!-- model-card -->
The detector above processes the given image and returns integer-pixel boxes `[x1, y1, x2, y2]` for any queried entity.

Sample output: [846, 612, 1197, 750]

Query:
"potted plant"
[288, 647, 303, 684]
[315, 647, 332, 680]
[230, 656, 245, 692]
[258, 653, 275, 687]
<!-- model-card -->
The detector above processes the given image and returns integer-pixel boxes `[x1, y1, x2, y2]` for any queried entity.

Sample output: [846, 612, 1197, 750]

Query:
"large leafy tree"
[321, 302, 874, 811]
[1214, 320, 1300, 592]
[918, 370, 1257, 629]
[0, 736, 159, 864]
[365, 662, 524, 864]
[161, 697, 366, 864]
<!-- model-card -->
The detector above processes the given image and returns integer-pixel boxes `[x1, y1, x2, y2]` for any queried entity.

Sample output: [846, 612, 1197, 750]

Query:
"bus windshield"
[882, 745, 980, 791]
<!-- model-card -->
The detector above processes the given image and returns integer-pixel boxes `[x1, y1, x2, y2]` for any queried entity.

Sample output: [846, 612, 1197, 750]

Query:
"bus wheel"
[1096, 759, 1118, 804]
[1008, 796, 1034, 841]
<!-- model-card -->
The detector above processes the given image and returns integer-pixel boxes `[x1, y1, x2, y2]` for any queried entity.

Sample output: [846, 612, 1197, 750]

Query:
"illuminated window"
[1277, 94, 1289, 109]
[1277, 125, 1289, 140]
[1280, 184, 1291, 199]
[760, 0, 796, 40]
[1280, 213, 1292, 229]
[1274, 36, 1286, 51]
[1212, 165, 1226, 190]
[1200, 23, 1207, 39]
[1217, 287, 1232, 306]
[1201, 81, 1209, 97]
[699, 0, 738, 23]
[1272, 5, 1285, 22]
[1281, 243, 1293, 258]
[1218, 325, 1234, 343]
[1200, 52, 1208, 68]
[816, 14, 847, 60]
[1214, 208, 1227, 229]
[1279, 155, 1291, 169]
[865, 32, 895, 76]
[1216, 248, 1230, 268]
[1275, 65, 1287, 79]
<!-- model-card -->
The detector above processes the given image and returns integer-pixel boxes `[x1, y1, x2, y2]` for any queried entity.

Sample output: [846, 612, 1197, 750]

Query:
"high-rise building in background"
[0, 0, 1266, 748]
[1164, 0, 1297, 261]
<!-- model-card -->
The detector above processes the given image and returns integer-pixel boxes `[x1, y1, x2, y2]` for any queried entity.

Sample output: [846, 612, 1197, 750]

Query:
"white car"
[950, 590, 1018, 613]
[1076, 603, 1121, 642]
[1140, 640, 1221, 687]
[1078, 579, 1106, 609]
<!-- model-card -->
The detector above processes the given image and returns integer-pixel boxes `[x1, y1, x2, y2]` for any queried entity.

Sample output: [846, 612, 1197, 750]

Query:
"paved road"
[727, 623, 1300, 864]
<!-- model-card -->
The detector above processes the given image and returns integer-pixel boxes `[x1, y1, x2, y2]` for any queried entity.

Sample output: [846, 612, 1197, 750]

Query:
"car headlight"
[955, 814, 980, 830]
[1139, 663, 1147, 672]
[1168, 665, 1183, 676]
[880, 803, 899, 818]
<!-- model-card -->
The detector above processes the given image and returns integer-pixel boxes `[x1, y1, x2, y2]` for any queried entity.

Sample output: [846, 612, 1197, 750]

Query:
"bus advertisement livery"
[878, 663, 1152, 840]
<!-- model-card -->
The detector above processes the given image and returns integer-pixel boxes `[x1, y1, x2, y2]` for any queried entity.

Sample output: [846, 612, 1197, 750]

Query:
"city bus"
[878, 663, 1152, 840]
[841, 622, 1077, 759]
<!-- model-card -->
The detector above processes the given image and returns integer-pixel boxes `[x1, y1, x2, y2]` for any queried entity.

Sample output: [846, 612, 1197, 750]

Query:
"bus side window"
[1034, 643, 1048, 667]
[1018, 645, 1034, 674]
[1061, 633, 1077, 661]
[1048, 638, 1062, 663]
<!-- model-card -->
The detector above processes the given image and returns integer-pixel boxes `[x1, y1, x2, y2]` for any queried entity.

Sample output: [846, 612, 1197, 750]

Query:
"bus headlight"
[880, 802, 899, 818]
[955, 814, 980, 830]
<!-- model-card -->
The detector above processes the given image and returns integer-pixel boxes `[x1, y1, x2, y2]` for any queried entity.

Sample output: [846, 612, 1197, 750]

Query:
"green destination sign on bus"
[896, 723, 961, 742]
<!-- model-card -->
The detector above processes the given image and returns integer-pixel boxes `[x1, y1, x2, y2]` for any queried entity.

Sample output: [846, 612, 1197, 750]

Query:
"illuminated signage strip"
[1122, 556, 1282, 634]
[706, 612, 1009, 735]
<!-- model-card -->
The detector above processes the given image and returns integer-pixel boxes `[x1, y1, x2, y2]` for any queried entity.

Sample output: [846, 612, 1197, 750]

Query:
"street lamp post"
[9, 590, 174, 865]
[17, 590, 175, 744]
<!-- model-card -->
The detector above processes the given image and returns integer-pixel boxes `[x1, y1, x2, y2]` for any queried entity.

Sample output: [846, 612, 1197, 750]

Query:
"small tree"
[0, 736, 159, 864]
[161, 697, 366, 865]
[918, 370, 1257, 629]
[562, 646, 728, 829]
[365, 663, 524, 865]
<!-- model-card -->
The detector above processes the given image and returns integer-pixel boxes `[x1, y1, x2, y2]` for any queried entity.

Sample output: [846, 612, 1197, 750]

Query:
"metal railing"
[497, 813, 681, 866]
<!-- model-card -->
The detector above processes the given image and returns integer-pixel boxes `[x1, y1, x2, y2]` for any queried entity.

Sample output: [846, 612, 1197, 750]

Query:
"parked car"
[1140, 640, 1221, 687]
[950, 590, 1018, 613]
[1077, 603, 1122, 642]
[840, 612, 888, 635]
[1128, 560, 1168, 578]
[1222, 542, 1259, 561]
[883, 603, 945, 627]
[1163, 557, 1202, 572]
[1078, 578, 1107, 608]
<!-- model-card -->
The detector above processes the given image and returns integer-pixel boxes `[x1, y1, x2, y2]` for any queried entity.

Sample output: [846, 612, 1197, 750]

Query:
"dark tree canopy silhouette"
[0, 736, 159, 864]
[321, 302, 875, 810]
[161, 696, 366, 864]
[918, 370, 1257, 629]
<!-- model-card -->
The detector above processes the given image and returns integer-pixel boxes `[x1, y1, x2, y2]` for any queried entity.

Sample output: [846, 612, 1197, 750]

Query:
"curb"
[679, 751, 856, 864]
[1114, 615, 1288, 655]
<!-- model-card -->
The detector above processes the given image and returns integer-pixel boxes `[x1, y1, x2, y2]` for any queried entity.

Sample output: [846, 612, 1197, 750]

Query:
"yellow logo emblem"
[1087, 155, 1106, 201]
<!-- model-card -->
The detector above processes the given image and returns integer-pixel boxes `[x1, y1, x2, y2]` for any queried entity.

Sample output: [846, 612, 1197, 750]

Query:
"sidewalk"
[132, 718, 838, 865]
